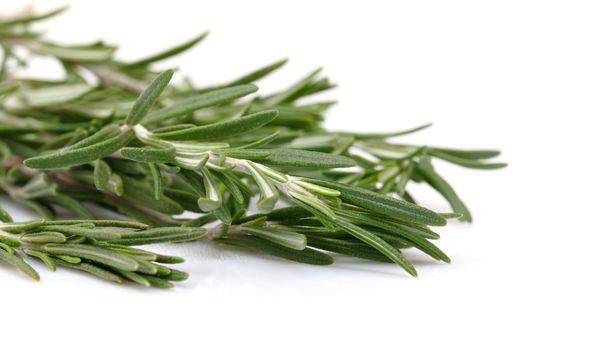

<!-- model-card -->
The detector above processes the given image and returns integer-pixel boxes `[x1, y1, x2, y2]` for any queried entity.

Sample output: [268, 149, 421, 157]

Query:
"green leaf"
[0, 205, 13, 223]
[156, 110, 279, 140]
[148, 163, 163, 200]
[164, 189, 200, 212]
[239, 205, 312, 224]
[114, 227, 206, 246]
[44, 194, 95, 219]
[93, 160, 111, 190]
[33, 42, 116, 62]
[0, 6, 68, 26]
[161, 268, 189, 281]
[120, 176, 184, 215]
[46, 220, 147, 229]
[220, 235, 333, 265]
[217, 148, 270, 160]
[51, 258, 123, 284]
[265, 68, 322, 105]
[306, 236, 392, 263]
[236, 130, 280, 149]
[308, 179, 447, 226]
[108, 173, 124, 196]
[334, 217, 417, 276]
[213, 205, 232, 225]
[440, 212, 464, 219]
[430, 147, 501, 160]
[141, 274, 175, 288]
[37, 225, 121, 241]
[143, 84, 258, 124]
[133, 260, 158, 275]
[246, 162, 279, 212]
[334, 207, 439, 239]
[289, 191, 336, 220]
[42, 244, 139, 271]
[334, 209, 449, 262]
[21, 232, 67, 244]
[428, 149, 507, 169]
[228, 58, 288, 85]
[360, 142, 423, 160]
[155, 254, 185, 264]
[240, 226, 307, 250]
[396, 162, 414, 195]
[111, 202, 178, 227]
[347, 122, 433, 140]
[57, 255, 81, 264]
[118, 227, 205, 239]
[0, 219, 46, 233]
[120, 146, 176, 163]
[68, 124, 121, 150]
[24, 249, 57, 272]
[197, 168, 222, 211]
[213, 171, 247, 205]
[101, 244, 157, 261]
[0, 247, 40, 281]
[118, 271, 150, 287]
[125, 32, 209, 67]
[258, 149, 355, 169]
[397, 230, 450, 263]
[417, 160, 472, 222]
[126, 69, 174, 125]
[24, 129, 133, 169]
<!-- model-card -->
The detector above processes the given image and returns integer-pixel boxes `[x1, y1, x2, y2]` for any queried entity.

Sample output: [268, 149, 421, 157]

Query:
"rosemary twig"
[0, 6, 506, 285]
[0, 219, 203, 287]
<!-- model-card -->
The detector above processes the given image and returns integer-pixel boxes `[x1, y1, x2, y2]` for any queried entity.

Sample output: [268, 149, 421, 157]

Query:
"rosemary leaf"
[24, 129, 134, 169]
[142, 84, 258, 124]
[125, 69, 173, 125]
[155, 110, 279, 140]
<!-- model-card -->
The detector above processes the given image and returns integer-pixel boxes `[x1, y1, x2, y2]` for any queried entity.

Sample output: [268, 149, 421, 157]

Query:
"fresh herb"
[0, 6, 506, 284]
[0, 219, 203, 287]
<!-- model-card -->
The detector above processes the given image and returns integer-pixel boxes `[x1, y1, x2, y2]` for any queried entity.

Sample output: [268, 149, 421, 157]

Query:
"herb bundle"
[0, 6, 505, 285]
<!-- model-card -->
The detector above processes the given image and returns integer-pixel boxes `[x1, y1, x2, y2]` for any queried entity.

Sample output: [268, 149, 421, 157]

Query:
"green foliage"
[0, 6, 505, 285]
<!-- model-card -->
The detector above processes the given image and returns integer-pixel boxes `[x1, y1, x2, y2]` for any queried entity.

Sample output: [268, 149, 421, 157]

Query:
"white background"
[1, 1, 597, 349]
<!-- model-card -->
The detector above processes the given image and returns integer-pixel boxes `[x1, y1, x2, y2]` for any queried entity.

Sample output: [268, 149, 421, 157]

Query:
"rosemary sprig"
[0, 219, 204, 287]
[0, 6, 506, 283]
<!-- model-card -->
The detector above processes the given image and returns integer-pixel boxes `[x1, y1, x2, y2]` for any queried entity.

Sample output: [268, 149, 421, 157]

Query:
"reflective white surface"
[1, 1, 597, 349]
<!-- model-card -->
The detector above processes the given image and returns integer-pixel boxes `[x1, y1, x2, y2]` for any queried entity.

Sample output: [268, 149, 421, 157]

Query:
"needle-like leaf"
[227, 58, 288, 85]
[334, 217, 417, 276]
[0, 5, 68, 26]
[309, 179, 447, 226]
[0, 247, 40, 281]
[240, 225, 307, 250]
[143, 84, 258, 124]
[42, 244, 140, 271]
[125, 32, 209, 67]
[24, 129, 133, 169]
[428, 148, 507, 169]
[259, 149, 355, 169]
[220, 235, 334, 265]
[156, 110, 279, 140]
[125, 69, 174, 125]
[430, 147, 501, 160]
[417, 160, 472, 222]
[120, 146, 176, 163]
[93, 159, 111, 190]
